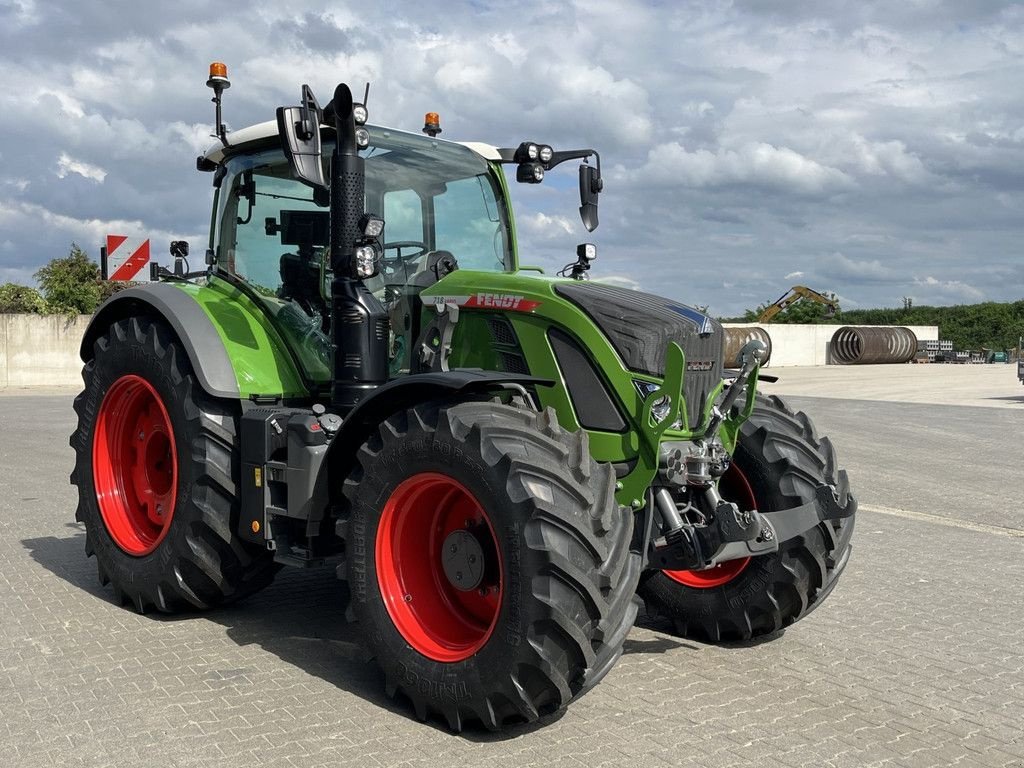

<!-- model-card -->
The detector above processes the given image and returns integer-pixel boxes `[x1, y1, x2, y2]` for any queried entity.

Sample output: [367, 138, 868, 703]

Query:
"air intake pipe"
[326, 84, 389, 409]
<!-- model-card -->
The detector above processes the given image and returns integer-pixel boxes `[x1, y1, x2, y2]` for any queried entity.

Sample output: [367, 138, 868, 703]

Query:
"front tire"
[70, 316, 278, 613]
[343, 401, 641, 731]
[638, 394, 855, 642]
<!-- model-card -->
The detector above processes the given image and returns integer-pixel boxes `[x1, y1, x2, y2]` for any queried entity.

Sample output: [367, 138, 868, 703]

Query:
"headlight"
[650, 396, 672, 423]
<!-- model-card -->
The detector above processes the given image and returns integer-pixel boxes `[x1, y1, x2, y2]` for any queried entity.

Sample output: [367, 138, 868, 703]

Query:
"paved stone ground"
[1, 391, 1022, 767]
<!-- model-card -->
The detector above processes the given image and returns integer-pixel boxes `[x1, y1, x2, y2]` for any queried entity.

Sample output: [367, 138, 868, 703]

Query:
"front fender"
[324, 370, 551, 500]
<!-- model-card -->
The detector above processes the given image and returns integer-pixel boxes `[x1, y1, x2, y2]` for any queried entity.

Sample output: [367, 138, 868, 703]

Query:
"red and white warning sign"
[104, 235, 151, 282]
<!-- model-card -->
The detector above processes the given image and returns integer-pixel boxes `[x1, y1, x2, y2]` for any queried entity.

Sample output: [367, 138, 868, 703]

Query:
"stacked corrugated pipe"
[723, 327, 773, 368]
[830, 326, 917, 364]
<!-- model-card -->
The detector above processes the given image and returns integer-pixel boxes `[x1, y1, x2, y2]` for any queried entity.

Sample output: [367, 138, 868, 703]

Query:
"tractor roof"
[202, 120, 502, 164]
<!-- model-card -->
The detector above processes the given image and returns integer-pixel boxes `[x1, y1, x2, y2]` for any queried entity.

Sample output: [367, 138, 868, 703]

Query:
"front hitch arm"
[647, 472, 857, 572]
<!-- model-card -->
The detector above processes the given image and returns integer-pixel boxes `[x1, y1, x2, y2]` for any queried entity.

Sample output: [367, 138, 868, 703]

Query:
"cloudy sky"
[0, 0, 1021, 316]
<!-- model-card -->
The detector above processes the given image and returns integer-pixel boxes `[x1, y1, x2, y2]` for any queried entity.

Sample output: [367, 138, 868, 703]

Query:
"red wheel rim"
[664, 462, 755, 588]
[92, 374, 178, 556]
[376, 473, 503, 662]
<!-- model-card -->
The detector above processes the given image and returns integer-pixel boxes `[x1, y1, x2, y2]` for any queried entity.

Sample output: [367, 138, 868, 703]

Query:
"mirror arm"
[547, 149, 600, 173]
[494, 147, 600, 173]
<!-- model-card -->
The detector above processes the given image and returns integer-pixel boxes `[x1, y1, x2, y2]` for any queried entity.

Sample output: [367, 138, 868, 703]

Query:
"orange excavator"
[757, 285, 838, 323]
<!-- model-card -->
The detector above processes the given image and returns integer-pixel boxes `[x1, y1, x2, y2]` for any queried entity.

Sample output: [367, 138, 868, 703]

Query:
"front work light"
[355, 127, 370, 148]
[354, 245, 380, 278]
[514, 142, 542, 163]
[353, 103, 368, 125]
[359, 213, 385, 239]
[517, 162, 545, 183]
[577, 243, 597, 261]
[538, 145, 553, 164]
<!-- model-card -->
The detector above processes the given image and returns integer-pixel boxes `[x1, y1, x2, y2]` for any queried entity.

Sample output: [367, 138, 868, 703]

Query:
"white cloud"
[595, 274, 642, 291]
[0, 0, 1020, 315]
[631, 141, 854, 195]
[912, 275, 985, 302]
[518, 212, 575, 240]
[0, 199, 201, 258]
[784, 271, 805, 280]
[818, 251, 899, 284]
[56, 153, 106, 182]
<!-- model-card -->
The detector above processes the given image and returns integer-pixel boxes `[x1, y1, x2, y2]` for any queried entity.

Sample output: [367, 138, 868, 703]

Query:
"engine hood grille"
[554, 282, 723, 430]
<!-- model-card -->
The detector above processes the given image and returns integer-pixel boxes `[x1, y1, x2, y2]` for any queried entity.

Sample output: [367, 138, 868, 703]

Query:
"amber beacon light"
[207, 61, 230, 88]
[422, 111, 441, 137]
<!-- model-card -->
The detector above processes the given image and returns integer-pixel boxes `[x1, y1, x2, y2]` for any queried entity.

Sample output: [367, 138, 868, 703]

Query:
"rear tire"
[70, 316, 278, 613]
[638, 394, 855, 642]
[343, 401, 641, 731]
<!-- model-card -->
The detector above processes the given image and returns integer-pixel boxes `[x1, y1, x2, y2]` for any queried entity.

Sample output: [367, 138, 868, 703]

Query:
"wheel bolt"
[478, 587, 488, 596]
[404, 594, 412, 602]
[468, 555, 476, 564]
[455, 571, 463, 581]
[138, 431, 145, 441]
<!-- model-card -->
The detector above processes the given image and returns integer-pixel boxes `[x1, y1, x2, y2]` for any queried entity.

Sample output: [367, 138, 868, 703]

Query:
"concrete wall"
[0, 314, 944, 386]
[0, 314, 88, 388]
[724, 323, 940, 367]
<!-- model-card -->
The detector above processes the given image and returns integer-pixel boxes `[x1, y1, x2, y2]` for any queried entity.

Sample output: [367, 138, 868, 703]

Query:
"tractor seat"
[408, 251, 458, 288]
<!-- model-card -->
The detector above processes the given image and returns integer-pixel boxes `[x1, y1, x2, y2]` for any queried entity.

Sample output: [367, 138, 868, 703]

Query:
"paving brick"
[2, 395, 1023, 768]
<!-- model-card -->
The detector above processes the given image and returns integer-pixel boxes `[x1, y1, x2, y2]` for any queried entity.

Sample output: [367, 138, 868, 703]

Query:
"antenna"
[362, 83, 370, 107]
[206, 61, 231, 148]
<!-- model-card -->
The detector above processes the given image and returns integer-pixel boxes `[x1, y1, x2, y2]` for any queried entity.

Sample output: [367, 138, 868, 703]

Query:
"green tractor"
[71, 66, 856, 731]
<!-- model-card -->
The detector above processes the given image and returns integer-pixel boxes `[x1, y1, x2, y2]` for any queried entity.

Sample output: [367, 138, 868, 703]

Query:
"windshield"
[212, 127, 513, 382]
[215, 128, 512, 293]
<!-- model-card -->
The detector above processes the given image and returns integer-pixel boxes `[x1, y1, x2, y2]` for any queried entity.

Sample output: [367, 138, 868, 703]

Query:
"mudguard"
[324, 370, 552, 499]
[80, 281, 307, 400]
[81, 284, 240, 398]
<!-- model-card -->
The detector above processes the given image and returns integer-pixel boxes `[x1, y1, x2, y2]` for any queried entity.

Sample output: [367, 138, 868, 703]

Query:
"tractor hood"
[422, 272, 724, 431]
[552, 281, 724, 430]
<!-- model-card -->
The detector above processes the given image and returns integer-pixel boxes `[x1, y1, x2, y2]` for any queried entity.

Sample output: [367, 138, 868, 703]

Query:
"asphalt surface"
[1, 387, 1023, 767]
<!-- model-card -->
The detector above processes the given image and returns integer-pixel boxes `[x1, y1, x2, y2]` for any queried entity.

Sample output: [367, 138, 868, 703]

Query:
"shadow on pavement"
[985, 394, 1024, 403]
[23, 529, 676, 740]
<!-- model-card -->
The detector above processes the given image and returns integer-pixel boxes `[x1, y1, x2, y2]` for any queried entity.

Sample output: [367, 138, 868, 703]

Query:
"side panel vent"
[548, 328, 627, 433]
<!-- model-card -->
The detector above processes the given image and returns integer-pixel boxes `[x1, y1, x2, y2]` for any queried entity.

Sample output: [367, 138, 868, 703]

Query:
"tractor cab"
[207, 126, 515, 378]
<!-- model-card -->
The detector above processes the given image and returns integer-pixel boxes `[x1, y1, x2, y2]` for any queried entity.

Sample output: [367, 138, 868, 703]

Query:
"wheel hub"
[376, 472, 504, 663]
[442, 529, 485, 591]
[92, 374, 178, 556]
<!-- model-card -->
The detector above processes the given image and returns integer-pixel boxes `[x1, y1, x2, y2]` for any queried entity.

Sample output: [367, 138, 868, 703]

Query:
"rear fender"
[80, 281, 307, 399]
[81, 284, 240, 398]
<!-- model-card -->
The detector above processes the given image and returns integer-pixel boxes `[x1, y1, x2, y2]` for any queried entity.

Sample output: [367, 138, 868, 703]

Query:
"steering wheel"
[383, 241, 430, 261]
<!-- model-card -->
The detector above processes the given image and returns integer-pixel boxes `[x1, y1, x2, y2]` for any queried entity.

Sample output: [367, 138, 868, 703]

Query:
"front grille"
[555, 282, 723, 430]
[487, 316, 518, 346]
[499, 352, 529, 374]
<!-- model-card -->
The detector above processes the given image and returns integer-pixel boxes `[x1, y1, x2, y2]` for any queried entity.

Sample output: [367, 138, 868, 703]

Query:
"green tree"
[35, 243, 102, 314]
[0, 283, 46, 313]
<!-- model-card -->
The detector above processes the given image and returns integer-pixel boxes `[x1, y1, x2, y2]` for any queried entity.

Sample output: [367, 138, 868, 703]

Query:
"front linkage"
[634, 339, 856, 574]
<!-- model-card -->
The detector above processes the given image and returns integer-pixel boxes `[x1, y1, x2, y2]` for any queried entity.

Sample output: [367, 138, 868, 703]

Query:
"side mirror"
[277, 85, 327, 190]
[579, 163, 602, 232]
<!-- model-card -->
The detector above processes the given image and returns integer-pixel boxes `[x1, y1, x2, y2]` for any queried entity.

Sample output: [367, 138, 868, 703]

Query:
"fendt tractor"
[71, 64, 856, 731]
